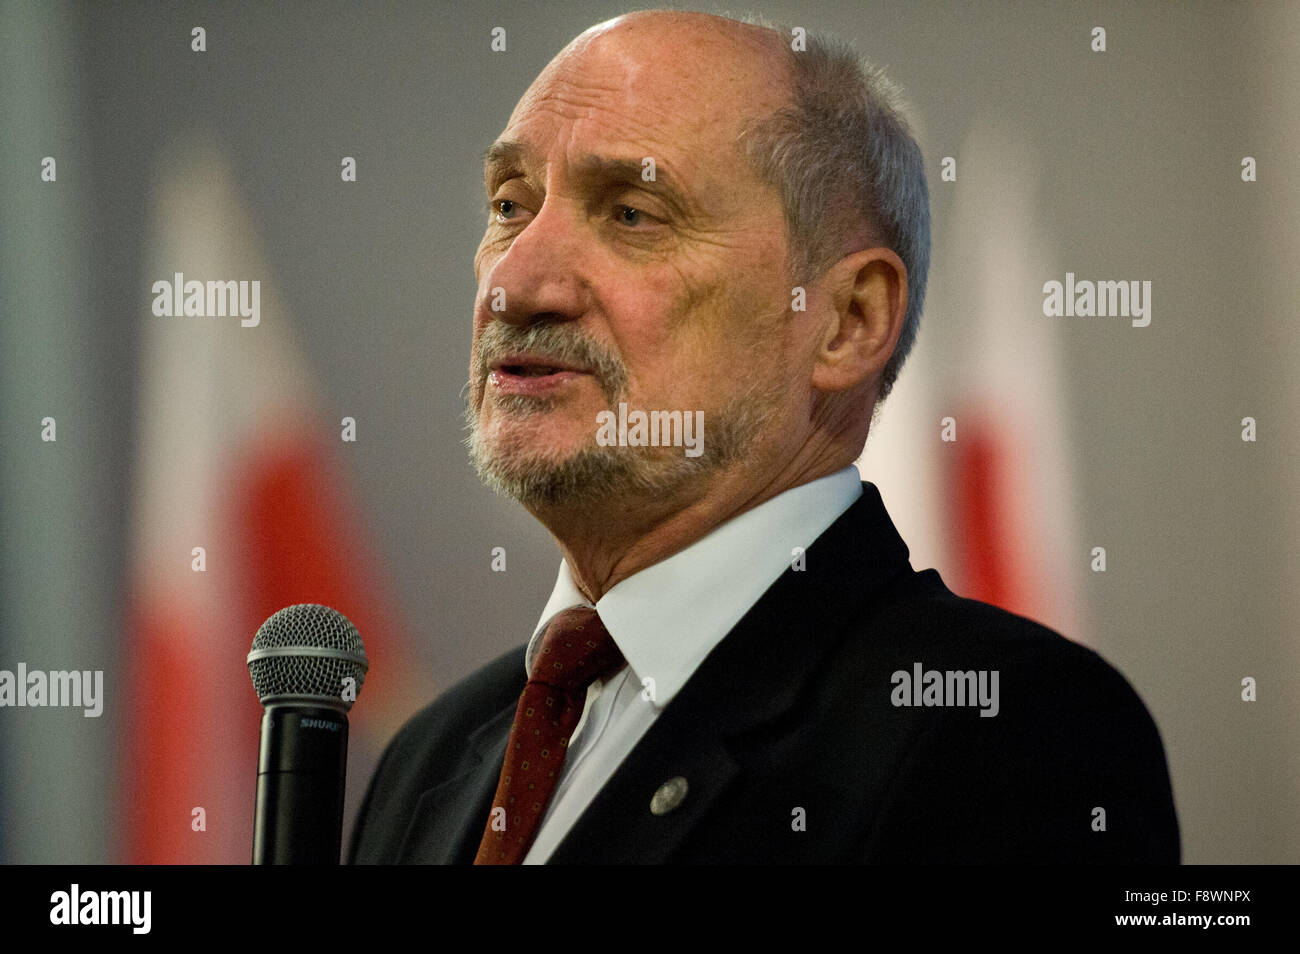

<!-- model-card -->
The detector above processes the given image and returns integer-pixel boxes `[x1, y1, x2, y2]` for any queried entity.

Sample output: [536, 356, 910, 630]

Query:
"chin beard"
[462, 383, 781, 510]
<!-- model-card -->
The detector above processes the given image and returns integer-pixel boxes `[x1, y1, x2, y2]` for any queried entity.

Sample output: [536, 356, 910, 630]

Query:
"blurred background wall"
[1, 0, 1295, 864]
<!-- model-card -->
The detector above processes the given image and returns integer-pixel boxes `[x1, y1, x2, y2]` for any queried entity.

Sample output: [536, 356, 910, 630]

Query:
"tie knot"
[532, 606, 624, 693]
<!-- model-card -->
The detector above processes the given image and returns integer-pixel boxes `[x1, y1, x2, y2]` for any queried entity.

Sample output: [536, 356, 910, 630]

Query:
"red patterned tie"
[474, 606, 625, 865]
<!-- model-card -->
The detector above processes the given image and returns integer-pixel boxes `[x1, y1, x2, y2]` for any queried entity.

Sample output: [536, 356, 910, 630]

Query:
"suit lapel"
[395, 701, 515, 864]
[547, 715, 738, 864]
[548, 482, 912, 863]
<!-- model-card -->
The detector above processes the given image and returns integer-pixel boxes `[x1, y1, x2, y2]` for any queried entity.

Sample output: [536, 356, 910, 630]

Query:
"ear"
[809, 247, 908, 395]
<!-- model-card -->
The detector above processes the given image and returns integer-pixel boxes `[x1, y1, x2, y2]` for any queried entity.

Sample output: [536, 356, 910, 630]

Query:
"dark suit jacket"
[349, 482, 1180, 863]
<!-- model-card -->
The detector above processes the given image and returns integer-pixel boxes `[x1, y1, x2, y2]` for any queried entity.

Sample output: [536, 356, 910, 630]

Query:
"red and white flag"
[860, 121, 1087, 644]
[124, 136, 425, 863]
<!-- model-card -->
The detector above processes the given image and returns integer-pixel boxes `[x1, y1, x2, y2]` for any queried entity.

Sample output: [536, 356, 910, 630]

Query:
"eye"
[615, 205, 648, 227]
[492, 198, 522, 222]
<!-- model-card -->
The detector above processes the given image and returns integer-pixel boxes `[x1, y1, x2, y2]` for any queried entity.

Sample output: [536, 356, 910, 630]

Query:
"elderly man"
[349, 10, 1179, 864]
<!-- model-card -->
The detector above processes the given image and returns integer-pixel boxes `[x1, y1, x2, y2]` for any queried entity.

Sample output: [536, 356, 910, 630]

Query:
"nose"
[478, 197, 590, 328]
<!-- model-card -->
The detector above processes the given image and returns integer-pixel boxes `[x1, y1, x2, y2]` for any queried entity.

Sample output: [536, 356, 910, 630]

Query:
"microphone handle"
[253, 704, 349, 865]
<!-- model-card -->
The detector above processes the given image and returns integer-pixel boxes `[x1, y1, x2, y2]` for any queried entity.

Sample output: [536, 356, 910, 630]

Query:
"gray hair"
[737, 17, 931, 404]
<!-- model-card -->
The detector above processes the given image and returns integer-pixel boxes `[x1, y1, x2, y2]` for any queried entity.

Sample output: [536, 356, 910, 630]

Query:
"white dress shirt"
[520, 465, 863, 863]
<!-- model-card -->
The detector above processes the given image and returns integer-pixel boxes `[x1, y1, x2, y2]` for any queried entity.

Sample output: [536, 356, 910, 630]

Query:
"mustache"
[473, 322, 629, 402]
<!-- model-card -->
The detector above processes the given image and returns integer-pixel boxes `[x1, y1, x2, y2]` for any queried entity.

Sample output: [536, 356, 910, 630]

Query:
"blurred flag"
[124, 136, 425, 863]
[860, 121, 1087, 644]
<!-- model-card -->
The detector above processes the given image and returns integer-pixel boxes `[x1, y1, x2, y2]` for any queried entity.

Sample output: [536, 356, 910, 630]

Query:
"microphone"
[246, 604, 369, 865]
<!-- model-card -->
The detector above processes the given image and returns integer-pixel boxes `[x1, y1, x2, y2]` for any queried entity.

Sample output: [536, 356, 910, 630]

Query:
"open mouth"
[488, 357, 588, 395]
[500, 363, 566, 377]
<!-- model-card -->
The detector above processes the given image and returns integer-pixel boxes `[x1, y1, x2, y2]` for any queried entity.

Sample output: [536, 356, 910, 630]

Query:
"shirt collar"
[525, 466, 863, 709]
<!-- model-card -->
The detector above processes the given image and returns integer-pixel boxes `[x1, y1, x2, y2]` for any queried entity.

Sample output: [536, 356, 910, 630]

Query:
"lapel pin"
[650, 776, 689, 816]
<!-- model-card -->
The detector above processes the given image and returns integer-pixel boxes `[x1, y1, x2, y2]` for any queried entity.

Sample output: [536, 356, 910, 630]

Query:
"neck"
[530, 449, 850, 603]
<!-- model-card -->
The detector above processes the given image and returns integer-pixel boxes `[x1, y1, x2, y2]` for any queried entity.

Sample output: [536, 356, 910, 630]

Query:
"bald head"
[507, 10, 795, 168]
[564, 9, 791, 87]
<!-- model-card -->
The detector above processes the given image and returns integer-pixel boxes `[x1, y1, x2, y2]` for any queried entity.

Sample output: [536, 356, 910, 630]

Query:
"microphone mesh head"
[247, 604, 368, 708]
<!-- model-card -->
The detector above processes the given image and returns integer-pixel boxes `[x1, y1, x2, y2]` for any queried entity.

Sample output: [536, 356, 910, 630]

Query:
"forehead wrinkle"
[508, 71, 649, 131]
[518, 60, 746, 151]
[490, 81, 686, 173]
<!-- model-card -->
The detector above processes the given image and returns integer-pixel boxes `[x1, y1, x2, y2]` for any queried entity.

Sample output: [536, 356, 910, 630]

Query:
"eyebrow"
[482, 139, 699, 220]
